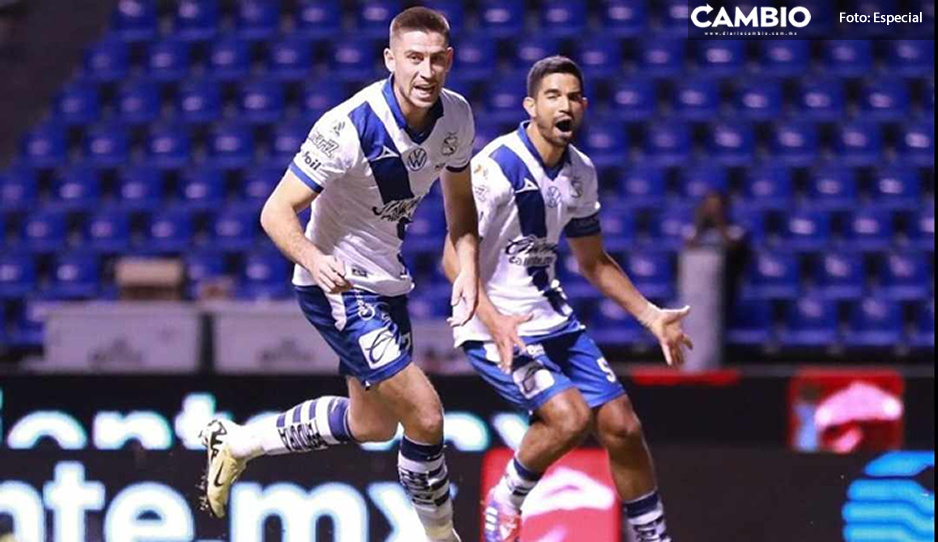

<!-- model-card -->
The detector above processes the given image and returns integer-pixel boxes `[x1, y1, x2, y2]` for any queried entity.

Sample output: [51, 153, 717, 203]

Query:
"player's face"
[385, 30, 453, 110]
[525, 73, 587, 147]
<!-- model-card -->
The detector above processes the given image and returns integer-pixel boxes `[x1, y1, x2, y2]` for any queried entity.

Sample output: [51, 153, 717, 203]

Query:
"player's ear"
[523, 96, 536, 118]
[383, 47, 395, 73]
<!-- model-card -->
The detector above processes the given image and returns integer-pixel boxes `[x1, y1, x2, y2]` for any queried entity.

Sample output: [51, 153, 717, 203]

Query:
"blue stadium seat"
[54, 82, 101, 126]
[619, 164, 666, 208]
[20, 210, 68, 253]
[823, 40, 873, 76]
[146, 39, 192, 82]
[540, 0, 587, 36]
[241, 163, 282, 206]
[301, 83, 344, 121]
[237, 80, 285, 124]
[643, 122, 691, 166]
[834, 122, 883, 166]
[269, 121, 309, 161]
[734, 79, 783, 120]
[637, 39, 685, 77]
[116, 78, 161, 125]
[235, 0, 281, 41]
[19, 122, 67, 169]
[473, 119, 505, 153]
[771, 121, 819, 166]
[610, 80, 656, 121]
[8, 299, 56, 348]
[51, 167, 101, 211]
[510, 36, 561, 71]
[758, 40, 809, 76]
[184, 250, 228, 298]
[896, 121, 934, 166]
[328, 38, 380, 81]
[146, 124, 192, 169]
[659, 0, 690, 35]
[207, 37, 252, 81]
[266, 37, 314, 81]
[575, 38, 622, 80]
[600, 0, 647, 36]
[112, 0, 158, 42]
[0, 167, 38, 212]
[680, 165, 728, 201]
[926, 79, 935, 114]
[211, 208, 259, 251]
[237, 250, 291, 299]
[796, 78, 846, 121]
[580, 121, 628, 167]
[293, 0, 342, 38]
[84, 210, 131, 253]
[455, 36, 497, 81]
[484, 75, 527, 123]
[649, 206, 693, 250]
[598, 206, 637, 250]
[82, 124, 130, 167]
[910, 301, 935, 349]
[694, 40, 745, 76]
[45, 253, 100, 300]
[406, 200, 446, 252]
[742, 252, 800, 300]
[726, 298, 774, 347]
[116, 167, 164, 211]
[421, 0, 466, 32]
[82, 39, 130, 82]
[173, 0, 220, 41]
[860, 79, 912, 120]
[781, 297, 840, 347]
[727, 207, 767, 246]
[176, 79, 223, 124]
[0, 253, 37, 299]
[672, 78, 719, 120]
[591, 298, 653, 346]
[845, 208, 895, 252]
[779, 210, 832, 251]
[706, 122, 755, 166]
[479, 0, 525, 37]
[741, 165, 794, 211]
[871, 167, 921, 210]
[146, 209, 194, 253]
[355, 0, 400, 37]
[625, 252, 675, 300]
[207, 122, 255, 169]
[814, 252, 865, 300]
[886, 40, 934, 76]
[178, 167, 226, 210]
[805, 166, 859, 211]
[555, 253, 595, 297]
[908, 207, 934, 251]
[877, 252, 932, 301]
[844, 298, 904, 348]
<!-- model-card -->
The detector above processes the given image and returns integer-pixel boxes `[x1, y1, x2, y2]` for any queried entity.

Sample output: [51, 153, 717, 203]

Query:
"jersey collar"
[517, 121, 570, 181]
[382, 76, 445, 145]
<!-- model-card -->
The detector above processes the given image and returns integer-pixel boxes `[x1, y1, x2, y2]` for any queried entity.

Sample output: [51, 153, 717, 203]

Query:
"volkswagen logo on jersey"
[545, 186, 563, 208]
[405, 148, 429, 171]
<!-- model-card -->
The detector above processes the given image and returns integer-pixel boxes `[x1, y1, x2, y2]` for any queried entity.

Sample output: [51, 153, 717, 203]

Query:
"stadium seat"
[805, 166, 859, 211]
[672, 78, 720, 120]
[580, 121, 628, 167]
[619, 164, 666, 208]
[473, 119, 505, 153]
[355, 0, 400, 37]
[648, 206, 693, 250]
[925, 79, 935, 114]
[84, 210, 132, 253]
[0, 167, 38, 212]
[896, 121, 934, 166]
[210, 208, 260, 251]
[796, 78, 846, 121]
[406, 200, 446, 252]
[860, 79, 912, 120]
[886, 40, 934, 76]
[814, 252, 865, 300]
[780, 297, 840, 348]
[741, 165, 794, 211]
[8, 299, 57, 348]
[598, 206, 637, 250]
[694, 40, 746, 76]
[207, 122, 255, 169]
[237, 80, 285, 124]
[908, 207, 934, 251]
[610, 80, 656, 121]
[266, 37, 314, 81]
[478, 0, 525, 37]
[176, 79, 223, 124]
[659, 0, 690, 35]
[301, 83, 344, 121]
[555, 253, 595, 297]
[833, 122, 883, 166]
[173, 0, 220, 41]
[112, 0, 158, 42]
[178, 167, 226, 210]
[51, 167, 101, 211]
[510, 36, 562, 71]
[877, 252, 932, 301]
[730, 207, 768, 246]
[600, 0, 647, 36]
[910, 301, 935, 349]
[758, 40, 809, 76]
[421, 0, 466, 32]
[235, 0, 281, 41]
[823, 40, 873, 76]
[591, 298, 654, 346]
[574, 38, 623, 79]
[145, 209, 194, 253]
[269, 121, 310, 161]
[45, 253, 100, 300]
[706, 122, 755, 166]
[207, 37, 252, 82]
[770, 121, 819, 166]
[240, 163, 282, 206]
[328, 38, 380, 81]
[455, 36, 497, 81]
[844, 298, 904, 348]
[483, 75, 527, 123]
[779, 210, 833, 251]
[742, 251, 800, 300]
[845, 208, 895, 252]
[293, 0, 342, 38]
[237, 250, 291, 299]
[54, 82, 101, 126]
[146, 124, 192, 169]
[82, 123, 130, 167]
[0, 253, 37, 299]
[116, 78, 161, 125]
[871, 167, 921, 210]
[625, 252, 675, 300]
[19, 122, 67, 169]
[734, 79, 783, 120]
[184, 250, 228, 299]
[146, 39, 192, 82]
[540, 0, 587, 36]
[637, 39, 685, 77]
[680, 165, 728, 201]
[643, 122, 691, 166]
[20, 210, 68, 253]
[726, 298, 775, 347]
[82, 39, 130, 82]
[116, 167, 165, 211]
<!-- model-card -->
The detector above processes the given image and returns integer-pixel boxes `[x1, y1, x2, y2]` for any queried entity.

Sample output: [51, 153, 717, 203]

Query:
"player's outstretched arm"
[440, 166, 481, 326]
[259, 170, 350, 294]
[568, 233, 693, 367]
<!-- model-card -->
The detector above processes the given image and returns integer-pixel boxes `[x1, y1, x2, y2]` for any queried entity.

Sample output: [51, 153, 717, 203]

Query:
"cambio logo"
[692, 4, 812, 28]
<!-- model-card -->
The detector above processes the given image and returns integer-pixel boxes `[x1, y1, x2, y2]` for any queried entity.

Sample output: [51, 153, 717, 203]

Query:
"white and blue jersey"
[288, 76, 475, 297]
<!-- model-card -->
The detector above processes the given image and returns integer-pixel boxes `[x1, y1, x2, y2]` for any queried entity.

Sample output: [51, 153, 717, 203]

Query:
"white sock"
[232, 396, 354, 460]
[398, 436, 455, 540]
[624, 489, 672, 542]
[493, 456, 542, 510]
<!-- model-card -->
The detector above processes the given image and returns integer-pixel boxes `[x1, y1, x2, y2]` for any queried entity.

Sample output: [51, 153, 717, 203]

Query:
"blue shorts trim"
[295, 285, 413, 388]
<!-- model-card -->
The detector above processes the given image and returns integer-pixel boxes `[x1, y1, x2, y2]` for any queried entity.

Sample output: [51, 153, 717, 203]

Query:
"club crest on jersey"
[405, 147, 428, 171]
[570, 176, 583, 198]
[441, 132, 459, 157]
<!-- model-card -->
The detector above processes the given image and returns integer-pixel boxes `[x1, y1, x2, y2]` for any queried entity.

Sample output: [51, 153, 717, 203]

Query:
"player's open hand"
[488, 312, 533, 374]
[644, 305, 694, 367]
[448, 270, 479, 327]
[309, 254, 352, 294]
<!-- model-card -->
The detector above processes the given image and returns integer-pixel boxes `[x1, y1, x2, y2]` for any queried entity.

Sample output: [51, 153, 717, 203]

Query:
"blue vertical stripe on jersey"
[349, 100, 415, 204]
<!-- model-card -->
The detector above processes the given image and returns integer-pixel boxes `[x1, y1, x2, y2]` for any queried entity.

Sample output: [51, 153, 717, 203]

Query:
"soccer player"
[442, 56, 692, 542]
[198, 8, 478, 542]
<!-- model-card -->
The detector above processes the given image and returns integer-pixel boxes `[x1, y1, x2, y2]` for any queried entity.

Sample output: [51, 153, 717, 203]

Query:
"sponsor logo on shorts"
[359, 325, 412, 369]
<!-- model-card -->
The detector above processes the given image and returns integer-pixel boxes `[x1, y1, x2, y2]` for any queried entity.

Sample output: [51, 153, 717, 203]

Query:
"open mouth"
[414, 83, 436, 97]
[555, 118, 573, 133]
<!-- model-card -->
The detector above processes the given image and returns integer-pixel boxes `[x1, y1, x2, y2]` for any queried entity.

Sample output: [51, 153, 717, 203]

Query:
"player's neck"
[525, 123, 566, 169]
[393, 84, 432, 133]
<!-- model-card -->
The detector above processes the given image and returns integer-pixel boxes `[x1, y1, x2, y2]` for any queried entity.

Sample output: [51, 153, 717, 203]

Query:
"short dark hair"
[390, 7, 450, 45]
[526, 55, 585, 98]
